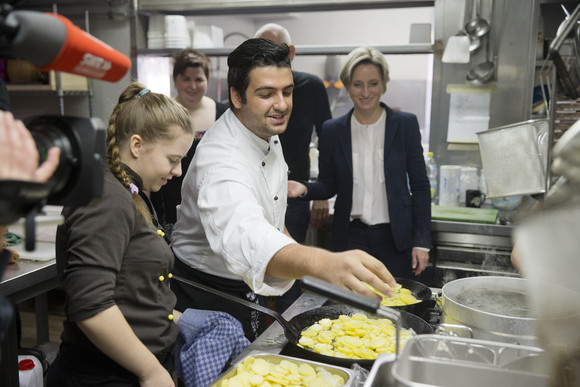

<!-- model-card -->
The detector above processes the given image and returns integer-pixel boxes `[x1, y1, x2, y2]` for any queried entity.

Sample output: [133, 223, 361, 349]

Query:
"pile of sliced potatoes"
[365, 282, 419, 307]
[217, 356, 345, 387]
[298, 313, 413, 360]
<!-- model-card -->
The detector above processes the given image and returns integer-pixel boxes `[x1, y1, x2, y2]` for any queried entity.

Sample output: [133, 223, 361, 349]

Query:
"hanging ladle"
[464, 0, 490, 39]
[468, 36, 482, 53]
[466, 21, 494, 84]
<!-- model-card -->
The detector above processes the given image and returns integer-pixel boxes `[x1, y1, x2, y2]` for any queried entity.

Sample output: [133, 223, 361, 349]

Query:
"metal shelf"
[6, 84, 88, 96]
[138, 43, 435, 57]
[139, 0, 434, 15]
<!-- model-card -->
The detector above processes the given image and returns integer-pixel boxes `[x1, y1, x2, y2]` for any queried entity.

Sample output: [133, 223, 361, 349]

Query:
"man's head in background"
[254, 23, 296, 61]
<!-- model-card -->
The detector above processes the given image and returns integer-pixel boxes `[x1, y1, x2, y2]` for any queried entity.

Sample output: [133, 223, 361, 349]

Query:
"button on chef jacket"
[171, 109, 296, 295]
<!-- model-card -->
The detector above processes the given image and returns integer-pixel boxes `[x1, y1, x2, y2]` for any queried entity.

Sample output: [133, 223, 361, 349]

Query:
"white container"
[164, 15, 190, 48]
[439, 165, 461, 206]
[18, 355, 43, 387]
[193, 25, 224, 48]
[459, 166, 479, 205]
[147, 14, 165, 49]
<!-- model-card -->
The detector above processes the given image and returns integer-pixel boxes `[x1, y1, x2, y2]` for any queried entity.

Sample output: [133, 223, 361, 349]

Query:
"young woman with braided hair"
[47, 83, 193, 387]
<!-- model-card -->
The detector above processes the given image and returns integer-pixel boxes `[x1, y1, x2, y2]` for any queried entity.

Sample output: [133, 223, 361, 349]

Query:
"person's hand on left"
[0, 111, 60, 183]
[412, 248, 429, 276]
[0, 112, 60, 237]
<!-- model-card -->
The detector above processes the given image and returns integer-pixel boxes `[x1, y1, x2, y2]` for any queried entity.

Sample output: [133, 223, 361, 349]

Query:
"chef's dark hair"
[227, 38, 291, 106]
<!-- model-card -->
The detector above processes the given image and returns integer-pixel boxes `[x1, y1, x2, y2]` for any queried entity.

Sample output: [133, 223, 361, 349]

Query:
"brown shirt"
[56, 169, 179, 354]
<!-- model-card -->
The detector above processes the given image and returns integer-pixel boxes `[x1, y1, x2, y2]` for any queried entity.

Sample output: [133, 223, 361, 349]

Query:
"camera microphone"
[1, 10, 131, 82]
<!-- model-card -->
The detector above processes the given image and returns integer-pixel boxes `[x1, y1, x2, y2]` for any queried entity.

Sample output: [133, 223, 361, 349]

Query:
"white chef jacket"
[171, 109, 296, 295]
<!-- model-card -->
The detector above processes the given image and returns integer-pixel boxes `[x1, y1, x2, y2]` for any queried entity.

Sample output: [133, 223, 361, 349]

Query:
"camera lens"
[24, 115, 105, 207]
[29, 122, 76, 202]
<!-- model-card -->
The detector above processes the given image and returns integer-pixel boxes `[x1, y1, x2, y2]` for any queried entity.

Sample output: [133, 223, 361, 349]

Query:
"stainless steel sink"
[364, 335, 550, 387]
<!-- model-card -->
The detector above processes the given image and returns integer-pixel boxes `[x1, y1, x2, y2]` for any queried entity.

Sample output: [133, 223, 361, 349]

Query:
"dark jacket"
[56, 168, 179, 355]
[280, 70, 331, 181]
[304, 103, 431, 252]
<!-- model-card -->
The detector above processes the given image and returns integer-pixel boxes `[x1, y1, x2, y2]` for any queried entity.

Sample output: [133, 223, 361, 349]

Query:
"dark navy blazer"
[303, 103, 432, 252]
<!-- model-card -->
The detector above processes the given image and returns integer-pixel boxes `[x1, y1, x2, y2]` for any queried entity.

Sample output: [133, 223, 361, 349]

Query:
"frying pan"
[323, 277, 433, 317]
[172, 275, 434, 369]
[378, 277, 434, 316]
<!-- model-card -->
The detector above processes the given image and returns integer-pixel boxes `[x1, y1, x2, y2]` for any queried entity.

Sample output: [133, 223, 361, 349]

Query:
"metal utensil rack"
[538, 3, 580, 192]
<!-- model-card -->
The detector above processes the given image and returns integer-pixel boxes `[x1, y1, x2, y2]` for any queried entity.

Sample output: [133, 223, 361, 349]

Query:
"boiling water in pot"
[454, 287, 531, 318]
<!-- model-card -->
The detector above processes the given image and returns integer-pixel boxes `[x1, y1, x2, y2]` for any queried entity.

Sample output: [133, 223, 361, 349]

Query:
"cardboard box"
[49, 71, 88, 91]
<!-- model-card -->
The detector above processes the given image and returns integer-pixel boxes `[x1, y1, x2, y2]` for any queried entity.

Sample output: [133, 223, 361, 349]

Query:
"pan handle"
[171, 274, 301, 341]
[301, 276, 381, 314]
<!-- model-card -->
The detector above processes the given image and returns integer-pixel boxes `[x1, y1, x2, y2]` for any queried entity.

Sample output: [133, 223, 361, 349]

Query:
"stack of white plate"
[147, 14, 165, 49]
[164, 15, 190, 49]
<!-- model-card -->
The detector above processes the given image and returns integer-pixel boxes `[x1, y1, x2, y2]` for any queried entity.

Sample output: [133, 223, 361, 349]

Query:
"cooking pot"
[437, 276, 537, 346]
[173, 275, 434, 369]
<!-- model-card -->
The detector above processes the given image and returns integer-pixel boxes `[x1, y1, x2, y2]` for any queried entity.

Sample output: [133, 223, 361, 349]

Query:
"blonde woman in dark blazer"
[288, 46, 431, 279]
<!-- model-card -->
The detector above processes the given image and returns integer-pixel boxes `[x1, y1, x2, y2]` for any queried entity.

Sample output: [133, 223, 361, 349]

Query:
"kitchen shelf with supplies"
[130, 1, 437, 79]
[6, 6, 94, 117]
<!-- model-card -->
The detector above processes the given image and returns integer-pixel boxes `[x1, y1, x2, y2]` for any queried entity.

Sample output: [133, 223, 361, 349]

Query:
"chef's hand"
[0, 111, 60, 183]
[321, 249, 396, 298]
[310, 200, 330, 228]
[287, 180, 307, 198]
[412, 248, 429, 276]
[269, 245, 395, 299]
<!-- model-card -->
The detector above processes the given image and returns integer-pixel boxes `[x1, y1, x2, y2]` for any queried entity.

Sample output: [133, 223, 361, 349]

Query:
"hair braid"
[106, 84, 153, 225]
[106, 104, 131, 188]
[105, 82, 192, 227]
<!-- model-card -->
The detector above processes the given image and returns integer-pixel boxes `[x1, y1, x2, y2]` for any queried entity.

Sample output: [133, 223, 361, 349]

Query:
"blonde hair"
[106, 82, 192, 224]
[340, 46, 390, 94]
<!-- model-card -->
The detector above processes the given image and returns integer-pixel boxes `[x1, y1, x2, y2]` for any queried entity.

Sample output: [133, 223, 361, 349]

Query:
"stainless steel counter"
[429, 219, 518, 280]
[1, 258, 57, 304]
[431, 219, 512, 237]
[0, 244, 58, 387]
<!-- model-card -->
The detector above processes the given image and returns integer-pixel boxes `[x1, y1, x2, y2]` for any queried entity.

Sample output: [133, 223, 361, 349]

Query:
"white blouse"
[350, 110, 390, 226]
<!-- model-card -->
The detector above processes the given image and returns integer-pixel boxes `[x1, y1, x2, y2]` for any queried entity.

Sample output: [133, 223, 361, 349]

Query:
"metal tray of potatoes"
[212, 351, 357, 386]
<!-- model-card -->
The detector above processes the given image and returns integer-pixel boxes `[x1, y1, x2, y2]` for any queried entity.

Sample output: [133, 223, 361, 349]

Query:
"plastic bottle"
[425, 152, 438, 204]
[18, 355, 43, 387]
